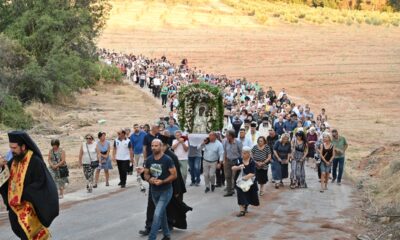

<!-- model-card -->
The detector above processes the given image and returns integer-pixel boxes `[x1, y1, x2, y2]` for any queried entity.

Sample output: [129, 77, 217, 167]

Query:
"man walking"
[143, 125, 160, 160]
[199, 132, 224, 193]
[331, 129, 348, 185]
[131, 124, 147, 191]
[113, 129, 134, 188]
[144, 139, 177, 240]
[0, 131, 59, 240]
[223, 130, 243, 197]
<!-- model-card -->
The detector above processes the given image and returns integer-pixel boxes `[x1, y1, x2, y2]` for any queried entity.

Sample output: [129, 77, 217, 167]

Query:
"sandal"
[236, 211, 246, 217]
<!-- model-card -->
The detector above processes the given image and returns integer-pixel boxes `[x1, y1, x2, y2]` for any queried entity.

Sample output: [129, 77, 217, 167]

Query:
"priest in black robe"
[0, 131, 59, 240]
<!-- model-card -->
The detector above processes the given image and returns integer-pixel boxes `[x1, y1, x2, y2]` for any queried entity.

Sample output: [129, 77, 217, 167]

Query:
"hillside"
[99, 0, 400, 238]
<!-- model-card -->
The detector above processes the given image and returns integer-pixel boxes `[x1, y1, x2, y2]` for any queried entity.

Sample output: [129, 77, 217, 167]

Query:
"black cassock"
[0, 154, 59, 240]
[145, 149, 193, 230]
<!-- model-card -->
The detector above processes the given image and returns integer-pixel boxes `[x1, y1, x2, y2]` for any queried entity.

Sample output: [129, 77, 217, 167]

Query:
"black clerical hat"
[8, 131, 43, 160]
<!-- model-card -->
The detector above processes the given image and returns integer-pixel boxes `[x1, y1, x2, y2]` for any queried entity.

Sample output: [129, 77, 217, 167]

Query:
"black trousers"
[161, 94, 168, 106]
[116, 160, 130, 185]
[216, 163, 225, 186]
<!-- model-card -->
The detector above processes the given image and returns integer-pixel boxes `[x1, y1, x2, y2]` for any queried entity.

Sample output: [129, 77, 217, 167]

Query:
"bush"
[0, 93, 33, 129]
[100, 64, 123, 83]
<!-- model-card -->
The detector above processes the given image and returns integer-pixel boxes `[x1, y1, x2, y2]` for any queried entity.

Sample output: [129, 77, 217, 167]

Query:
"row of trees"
[0, 0, 121, 129]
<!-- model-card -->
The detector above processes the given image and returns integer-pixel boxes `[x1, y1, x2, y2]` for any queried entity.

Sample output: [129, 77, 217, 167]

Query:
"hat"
[8, 131, 43, 160]
[159, 135, 170, 145]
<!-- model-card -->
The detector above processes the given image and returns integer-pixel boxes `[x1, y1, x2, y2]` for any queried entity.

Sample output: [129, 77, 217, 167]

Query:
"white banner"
[188, 133, 209, 147]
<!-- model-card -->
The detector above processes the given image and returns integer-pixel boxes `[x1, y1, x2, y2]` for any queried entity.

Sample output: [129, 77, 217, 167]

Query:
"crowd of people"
[0, 50, 348, 240]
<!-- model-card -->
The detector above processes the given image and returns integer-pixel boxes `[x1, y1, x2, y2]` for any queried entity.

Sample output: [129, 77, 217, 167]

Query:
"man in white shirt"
[246, 122, 261, 147]
[237, 128, 252, 148]
[198, 132, 224, 193]
[112, 129, 134, 188]
[171, 130, 189, 184]
[153, 76, 161, 98]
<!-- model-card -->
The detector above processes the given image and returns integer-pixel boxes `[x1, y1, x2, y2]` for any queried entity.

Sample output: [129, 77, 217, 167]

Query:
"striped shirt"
[251, 145, 271, 170]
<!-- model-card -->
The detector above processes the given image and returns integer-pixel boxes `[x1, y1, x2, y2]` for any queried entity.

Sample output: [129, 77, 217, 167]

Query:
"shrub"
[100, 64, 123, 83]
[0, 93, 33, 129]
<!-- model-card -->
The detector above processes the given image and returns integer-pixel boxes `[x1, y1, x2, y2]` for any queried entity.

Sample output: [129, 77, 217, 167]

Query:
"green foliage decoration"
[178, 83, 224, 133]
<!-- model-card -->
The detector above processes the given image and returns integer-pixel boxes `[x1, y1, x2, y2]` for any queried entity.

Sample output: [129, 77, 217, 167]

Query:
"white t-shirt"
[172, 140, 189, 161]
[82, 142, 97, 164]
[114, 138, 131, 161]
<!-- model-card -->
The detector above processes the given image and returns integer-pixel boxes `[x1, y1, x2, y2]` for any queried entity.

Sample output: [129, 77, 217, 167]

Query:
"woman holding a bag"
[232, 146, 259, 217]
[79, 134, 99, 193]
[48, 139, 69, 199]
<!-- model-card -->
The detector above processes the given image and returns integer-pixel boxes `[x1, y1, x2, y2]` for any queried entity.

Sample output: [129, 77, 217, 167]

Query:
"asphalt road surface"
[0, 165, 359, 240]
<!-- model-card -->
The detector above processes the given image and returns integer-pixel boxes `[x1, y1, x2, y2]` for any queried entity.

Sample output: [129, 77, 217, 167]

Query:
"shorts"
[320, 162, 331, 173]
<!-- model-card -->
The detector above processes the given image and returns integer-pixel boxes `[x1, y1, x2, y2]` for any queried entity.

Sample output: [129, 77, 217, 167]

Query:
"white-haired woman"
[306, 127, 318, 168]
[232, 146, 259, 217]
[272, 133, 291, 189]
[319, 132, 335, 192]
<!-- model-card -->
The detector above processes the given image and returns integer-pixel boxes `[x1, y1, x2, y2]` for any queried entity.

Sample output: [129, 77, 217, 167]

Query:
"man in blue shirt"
[284, 114, 298, 136]
[274, 115, 285, 136]
[166, 118, 180, 137]
[130, 124, 147, 191]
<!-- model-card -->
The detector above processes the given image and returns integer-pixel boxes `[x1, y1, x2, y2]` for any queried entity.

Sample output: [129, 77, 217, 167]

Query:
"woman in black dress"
[232, 146, 259, 217]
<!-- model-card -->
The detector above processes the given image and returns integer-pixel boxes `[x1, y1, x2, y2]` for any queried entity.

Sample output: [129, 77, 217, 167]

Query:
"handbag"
[86, 143, 99, 169]
[59, 166, 69, 178]
[53, 150, 69, 178]
[236, 168, 254, 192]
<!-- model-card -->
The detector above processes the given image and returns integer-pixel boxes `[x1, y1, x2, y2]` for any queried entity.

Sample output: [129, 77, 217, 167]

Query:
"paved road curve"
[0, 165, 360, 240]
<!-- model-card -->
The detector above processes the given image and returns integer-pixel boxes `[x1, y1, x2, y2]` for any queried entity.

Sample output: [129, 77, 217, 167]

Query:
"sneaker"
[224, 193, 234, 197]
[195, 183, 200, 187]
[93, 184, 97, 188]
[121, 185, 126, 188]
[271, 180, 275, 183]
[205, 187, 210, 193]
[211, 185, 216, 192]
[189, 183, 195, 186]
[138, 228, 150, 236]
[331, 178, 336, 183]
[337, 182, 341, 185]
[161, 236, 171, 240]
[118, 182, 122, 186]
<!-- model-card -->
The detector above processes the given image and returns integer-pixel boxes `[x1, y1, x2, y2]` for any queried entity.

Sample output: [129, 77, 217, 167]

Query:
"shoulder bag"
[54, 150, 69, 178]
[86, 143, 99, 169]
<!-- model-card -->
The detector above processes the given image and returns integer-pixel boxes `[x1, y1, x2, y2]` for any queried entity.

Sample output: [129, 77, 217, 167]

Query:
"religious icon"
[193, 104, 208, 133]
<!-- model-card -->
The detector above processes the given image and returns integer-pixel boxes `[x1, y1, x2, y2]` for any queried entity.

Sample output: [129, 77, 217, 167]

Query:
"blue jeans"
[149, 187, 173, 240]
[332, 157, 345, 182]
[271, 159, 282, 181]
[188, 156, 201, 184]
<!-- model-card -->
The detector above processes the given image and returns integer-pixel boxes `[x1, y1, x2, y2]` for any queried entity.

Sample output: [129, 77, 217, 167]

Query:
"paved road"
[0, 165, 359, 240]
